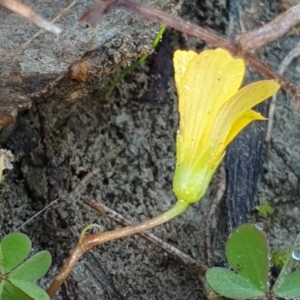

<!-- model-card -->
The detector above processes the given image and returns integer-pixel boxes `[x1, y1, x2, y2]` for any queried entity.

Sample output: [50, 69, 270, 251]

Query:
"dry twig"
[0, 0, 78, 62]
[236, 4, 300, 51]
[0, 0, 61, 34]
[265, 44, 300, 145]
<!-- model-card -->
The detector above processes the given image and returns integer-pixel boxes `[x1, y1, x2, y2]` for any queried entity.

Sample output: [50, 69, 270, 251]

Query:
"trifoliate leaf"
[226, 224, 269, 294]
[206, 267, 265, 299]
[2, 281, 34, 300]
[9, 279, 50, 300]
[9, 251, 51, 282]
[0, 233, 31, 273]
[273, 271, 300, 298]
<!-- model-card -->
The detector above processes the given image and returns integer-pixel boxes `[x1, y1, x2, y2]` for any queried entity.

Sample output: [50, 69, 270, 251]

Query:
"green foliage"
[206, 267, 265, 299]
[206, 224, 300, 299]
[225, 224, 269, 293]
[274, 271, 300, 298]
[0, 233, 51, 300]
[271, 246, 300, 269]
[271, 248, 289, 268]
[254, 201, 274, 218]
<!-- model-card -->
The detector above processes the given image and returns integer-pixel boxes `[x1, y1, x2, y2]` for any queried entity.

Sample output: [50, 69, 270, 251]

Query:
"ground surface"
[1, 0, 300, 299]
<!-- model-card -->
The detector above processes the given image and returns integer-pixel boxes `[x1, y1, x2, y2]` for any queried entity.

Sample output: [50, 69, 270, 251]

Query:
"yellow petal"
[174, 48, 245, 164]
[223, 109, 266, 150]
[202, 80, 280, 154]
[173, 50, 198, 97]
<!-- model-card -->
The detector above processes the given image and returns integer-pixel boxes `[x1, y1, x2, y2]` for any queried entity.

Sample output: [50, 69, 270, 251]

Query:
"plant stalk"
[47, 200, 189, 298]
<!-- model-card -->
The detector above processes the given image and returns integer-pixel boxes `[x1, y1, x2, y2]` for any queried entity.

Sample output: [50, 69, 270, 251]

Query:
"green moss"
[271, 248, 289, 268]
[254, 201, 275, 218]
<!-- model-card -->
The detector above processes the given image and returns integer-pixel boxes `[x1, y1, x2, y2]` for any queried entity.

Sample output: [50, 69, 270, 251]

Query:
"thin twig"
[0, 0, 61, 34]
[30, 73, 66, 100]
[84, 197, 207, 274]
[265, 44, 300, 145]
[14, 198, 59, 232]
[0, 0, 78, 62]
[236, 4, 300, 51]
[204, 166, 226, 267]
[69, 169, 100, 199]
[81, 0, 300, 101]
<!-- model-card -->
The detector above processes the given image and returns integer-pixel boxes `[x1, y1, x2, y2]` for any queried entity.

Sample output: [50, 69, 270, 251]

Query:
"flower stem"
[47, 200, 189, 298]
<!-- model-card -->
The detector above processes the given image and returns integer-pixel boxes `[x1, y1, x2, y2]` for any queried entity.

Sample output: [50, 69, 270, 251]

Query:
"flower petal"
[202, 80, 280, 156]
[173, 50, 198, 97]
[223, 109, 266, 150]
[174, 48, 245, 164]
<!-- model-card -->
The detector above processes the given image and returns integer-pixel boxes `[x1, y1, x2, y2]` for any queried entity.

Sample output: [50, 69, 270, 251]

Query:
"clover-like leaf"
[273, 271, 300, 298]
[0, 280, 5, 297]
[8, 279, 50, 300]
[226, 224, 269, 293]
[9, 251, 51, 282]
[2, 281, 34, 300]
[0, 233, 51, 300]
[206, 267, 266, 299]
[0, 233, 31, 273]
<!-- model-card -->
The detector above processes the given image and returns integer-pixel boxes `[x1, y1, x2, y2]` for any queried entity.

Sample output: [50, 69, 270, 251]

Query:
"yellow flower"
[172, 48, 280, 204]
